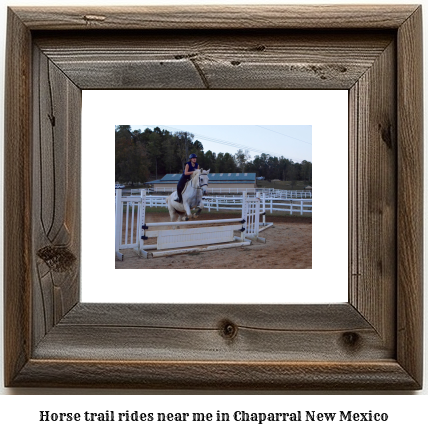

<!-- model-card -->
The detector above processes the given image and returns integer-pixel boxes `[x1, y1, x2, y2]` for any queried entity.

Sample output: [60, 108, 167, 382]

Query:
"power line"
[133, 125, 310, 162]
[163, 125, 273, 156]
[140, 125, 285, 158]
[256, 125, 312, 145]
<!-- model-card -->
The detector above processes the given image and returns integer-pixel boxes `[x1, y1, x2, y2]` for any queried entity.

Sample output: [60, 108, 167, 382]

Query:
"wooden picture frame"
[4, 5, 423, 390]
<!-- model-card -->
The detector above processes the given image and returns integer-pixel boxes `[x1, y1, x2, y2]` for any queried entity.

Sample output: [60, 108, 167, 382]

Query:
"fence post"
[255, 192, 261, 237]
[115, 188, 123, 260]
[262, 193, 266, 226]
[139, 189, 146, 253]
[241, 192, 247, 242]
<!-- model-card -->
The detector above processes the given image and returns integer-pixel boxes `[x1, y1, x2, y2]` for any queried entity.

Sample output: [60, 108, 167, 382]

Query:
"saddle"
[174, 179, 190, 203]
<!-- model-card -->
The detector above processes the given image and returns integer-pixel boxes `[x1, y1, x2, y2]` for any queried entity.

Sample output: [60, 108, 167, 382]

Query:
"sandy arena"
[116, 212, 311, 269]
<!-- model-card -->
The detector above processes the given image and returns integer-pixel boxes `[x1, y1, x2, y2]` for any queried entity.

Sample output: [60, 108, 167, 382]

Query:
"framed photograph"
[84, 91, 348, 305]
[4, 5, 423, 389]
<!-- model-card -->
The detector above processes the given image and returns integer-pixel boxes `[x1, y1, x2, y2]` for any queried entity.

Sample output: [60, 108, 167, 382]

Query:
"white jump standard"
[115, 189, 273, 260]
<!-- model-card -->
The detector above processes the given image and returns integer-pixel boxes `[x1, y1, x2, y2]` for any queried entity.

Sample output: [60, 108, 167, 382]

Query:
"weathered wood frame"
[4, 5, 423, 389]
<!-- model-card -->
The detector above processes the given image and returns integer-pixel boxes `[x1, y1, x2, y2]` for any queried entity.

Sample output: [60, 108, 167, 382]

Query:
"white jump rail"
[115, 190, 273, 260]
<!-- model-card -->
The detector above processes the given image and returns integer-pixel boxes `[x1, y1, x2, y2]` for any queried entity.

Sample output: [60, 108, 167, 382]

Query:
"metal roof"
[153, 173, 256, 183]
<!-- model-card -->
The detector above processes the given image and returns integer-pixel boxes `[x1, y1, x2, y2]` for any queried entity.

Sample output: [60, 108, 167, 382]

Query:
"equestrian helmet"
[189, 153, 197, 159]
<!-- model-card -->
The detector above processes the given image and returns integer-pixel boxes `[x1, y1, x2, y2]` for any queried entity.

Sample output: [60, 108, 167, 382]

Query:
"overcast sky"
[131, 125, 312, 163]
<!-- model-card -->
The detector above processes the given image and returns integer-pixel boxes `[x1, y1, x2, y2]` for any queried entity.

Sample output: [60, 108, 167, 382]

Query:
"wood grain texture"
[32, 46, 81, 348]
[34, 31, 393, 90]
[3, 5, 423, 390]
[3, 8, 32, 388]
[396, 6, 423, 387]
[60, 303, 369, 329]
[12, 5, 419, 30]
[12, 361, 419, 390]
[32, 304, 392, 362]
[349, 40, 397, 351]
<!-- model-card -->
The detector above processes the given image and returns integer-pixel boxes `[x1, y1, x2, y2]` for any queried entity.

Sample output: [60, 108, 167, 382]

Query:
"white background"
[0, 0, 426, 425]
[82, 89, 348, 304]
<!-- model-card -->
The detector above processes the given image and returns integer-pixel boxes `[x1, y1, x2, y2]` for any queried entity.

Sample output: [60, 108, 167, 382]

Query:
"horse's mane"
[191, 169, 201, 179]
[190, 169, 202, 187]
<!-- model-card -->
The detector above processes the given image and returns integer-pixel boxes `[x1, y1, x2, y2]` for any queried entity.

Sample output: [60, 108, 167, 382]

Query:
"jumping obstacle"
[115, 189, 273, 260]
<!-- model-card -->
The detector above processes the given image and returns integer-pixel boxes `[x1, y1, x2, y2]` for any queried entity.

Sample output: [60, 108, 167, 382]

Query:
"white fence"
[202, 196, 312, 215]
[148, 187, 312, 198]
[261, 189, 312, 199]
[121, 192, 312, 216]
[152, 187, 257, 195]
[261, 198, 312, 215]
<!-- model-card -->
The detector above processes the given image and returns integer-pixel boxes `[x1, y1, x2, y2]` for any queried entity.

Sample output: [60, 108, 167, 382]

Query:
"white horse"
[166, 169, 210, 223]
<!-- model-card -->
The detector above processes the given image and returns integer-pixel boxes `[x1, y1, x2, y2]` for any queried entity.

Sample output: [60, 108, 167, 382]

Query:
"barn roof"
[151, 173, 256, 184]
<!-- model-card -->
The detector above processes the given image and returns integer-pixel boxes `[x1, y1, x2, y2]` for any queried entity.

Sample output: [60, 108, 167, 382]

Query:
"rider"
[175, 154, 199, 203]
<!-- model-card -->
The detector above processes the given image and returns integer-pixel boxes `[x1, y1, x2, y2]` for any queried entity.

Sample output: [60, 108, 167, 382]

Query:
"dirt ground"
[116, 212, 311, 269]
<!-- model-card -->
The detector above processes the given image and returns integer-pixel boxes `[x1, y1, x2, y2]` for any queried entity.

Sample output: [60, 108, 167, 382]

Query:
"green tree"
[175, 131, 195, 171]
[216, 152, 237, 172]
[301, 160, 312, 183]
[252, 153, 270, 178]
[147, 129, 163, 179]
[191, 139, 204, 154]
[162, 131, 177, 174]
[288, 162, 297, 186]
[234, 149, 251, 173]
[115, 125, 149, 185]
[200, 150, 216, 172]
[267, 155, 280, 179]
[116, 125, 312, 182]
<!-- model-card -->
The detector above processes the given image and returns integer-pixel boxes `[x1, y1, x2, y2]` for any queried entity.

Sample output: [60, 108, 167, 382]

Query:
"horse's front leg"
[183, 203, 192, 221]
[174, 213, 182, 229]
[194, 202, 204, 217]
[192, 194, 204, 218]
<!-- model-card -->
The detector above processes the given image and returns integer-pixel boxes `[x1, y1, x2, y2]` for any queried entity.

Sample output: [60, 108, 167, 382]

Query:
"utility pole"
[178, 131, 190, 171]
[184, 132, 188, 160]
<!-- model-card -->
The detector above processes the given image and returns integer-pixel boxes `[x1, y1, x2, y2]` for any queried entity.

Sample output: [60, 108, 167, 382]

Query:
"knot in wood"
[247, 45, 266, 52]
[37, 245, 76, 272]
[378, 122, 393, 149]
[219, 320, 238, 340]
[341, 332, 361, 350]
[83, 15, 106, 23]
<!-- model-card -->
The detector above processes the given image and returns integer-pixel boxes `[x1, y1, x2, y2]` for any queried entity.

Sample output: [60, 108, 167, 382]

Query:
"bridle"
[198, 174, 209, 189]
[192, 171, 208, 190]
